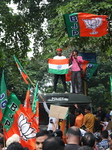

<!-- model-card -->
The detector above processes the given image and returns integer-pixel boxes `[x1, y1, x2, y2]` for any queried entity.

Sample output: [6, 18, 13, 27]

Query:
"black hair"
[75, 108, 82, 114]
[78, 146, 93, 150]
[7, 142, 24, 150]
[36, 130, 50, 138]
[67, 126, 81, 137]
[43, 137, 65, 150]
[73, 50, 79, 55]
[82, 132, 95, 148]
[85, 106, 91, 111]
[69, 105, 75, 114]
[101, 130, 108, 139]
[52, 130, 63, 139]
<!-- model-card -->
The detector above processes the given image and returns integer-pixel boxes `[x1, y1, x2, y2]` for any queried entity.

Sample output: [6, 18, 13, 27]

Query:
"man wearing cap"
[53, 48, 67, 93]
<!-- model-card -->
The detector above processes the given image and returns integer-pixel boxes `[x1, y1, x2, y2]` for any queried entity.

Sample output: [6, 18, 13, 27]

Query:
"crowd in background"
[0, 105, 112, 150]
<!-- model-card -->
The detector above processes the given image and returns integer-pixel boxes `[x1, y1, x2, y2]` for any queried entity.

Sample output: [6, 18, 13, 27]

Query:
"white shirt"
[53, 55, 66, 59]
[110, 110, 112, 115]
[43, 101, 57, 131]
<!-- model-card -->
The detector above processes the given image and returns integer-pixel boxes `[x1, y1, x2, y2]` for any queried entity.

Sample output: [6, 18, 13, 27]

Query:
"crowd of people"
[0, 104, 112, 150]
[0, 49, 112, 149]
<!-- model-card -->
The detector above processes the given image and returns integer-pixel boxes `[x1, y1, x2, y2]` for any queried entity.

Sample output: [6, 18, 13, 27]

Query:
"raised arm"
[39, 95, 50, 114]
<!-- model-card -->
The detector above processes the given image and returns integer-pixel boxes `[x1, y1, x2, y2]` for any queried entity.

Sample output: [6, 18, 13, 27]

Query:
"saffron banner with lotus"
[63, 12, 108, 37]
[2, 92, 38, 150]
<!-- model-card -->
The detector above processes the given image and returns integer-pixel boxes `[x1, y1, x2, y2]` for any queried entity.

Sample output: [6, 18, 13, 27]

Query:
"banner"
[63, 12, 108, 37]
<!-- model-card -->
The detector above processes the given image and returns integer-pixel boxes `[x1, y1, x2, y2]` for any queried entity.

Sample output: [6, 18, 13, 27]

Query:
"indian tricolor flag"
[48, 58, 69, 74]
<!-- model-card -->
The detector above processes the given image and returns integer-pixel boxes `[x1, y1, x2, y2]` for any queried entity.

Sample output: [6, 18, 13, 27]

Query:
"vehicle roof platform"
[39, 93, 91, 104]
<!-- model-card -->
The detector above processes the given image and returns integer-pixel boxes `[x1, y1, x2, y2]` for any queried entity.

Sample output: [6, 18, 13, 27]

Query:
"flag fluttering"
[66, 61, 98, 82]
[86, 62, 98, 81]
[24, 85, 33, 117]
[2, 92, 37, 150]
[63, 12, 108, 37]
[13, 55, 29, 84]
[32, 84, 39, 131]
[48, 58, 69, 74]
[60, 111, 70, 143]
[0, 70, 8, 121]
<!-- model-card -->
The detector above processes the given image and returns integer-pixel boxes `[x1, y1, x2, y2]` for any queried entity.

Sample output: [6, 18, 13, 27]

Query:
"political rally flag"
[63, 12, 108, 37]
[48, 58, 69, 74]
[24, 85, 33, 116]
[0, 70, 8, 121]
[65, 69, 72, 82]
[2, 92, 37, 150]
[32, 84, 39, 130]
[85, 62, 98, 81]
[13, 55, 29, 84]
[65, 60, 89, 81]
[81, 60, 89, 77]
[60, 111, 70, 143]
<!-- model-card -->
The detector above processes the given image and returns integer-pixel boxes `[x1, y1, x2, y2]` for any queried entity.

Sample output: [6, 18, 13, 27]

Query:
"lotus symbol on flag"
[18, 113, 36, 141]
[83, 17, 102, 34]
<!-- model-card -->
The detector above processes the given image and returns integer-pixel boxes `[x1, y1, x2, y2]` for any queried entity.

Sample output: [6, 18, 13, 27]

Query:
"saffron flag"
[24, 85, 33, 117]
[60, 111, 70, 143]
[81, 60, 89, 77]
[0, 70, 8, 121]
[48, 58, 69, 74]
[2, 92, 37, 150]
[32, 84, 39, 130]
[110, 76, 112, 99]
[13, 55, 29, 84]
[66, 60, 89, 81]
[65, 69, 72, 81]
[63, 12, 108, 37]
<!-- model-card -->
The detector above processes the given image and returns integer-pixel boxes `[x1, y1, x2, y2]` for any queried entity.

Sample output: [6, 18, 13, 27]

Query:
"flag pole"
[27, 76, 35, 88]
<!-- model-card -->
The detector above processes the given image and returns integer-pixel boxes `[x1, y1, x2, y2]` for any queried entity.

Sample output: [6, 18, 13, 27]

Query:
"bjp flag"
[63, 12, 108, 37]
[2, 92, 38, 150]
